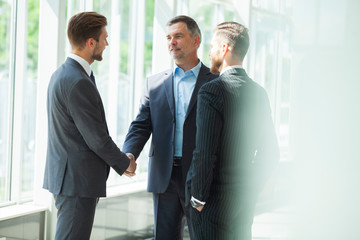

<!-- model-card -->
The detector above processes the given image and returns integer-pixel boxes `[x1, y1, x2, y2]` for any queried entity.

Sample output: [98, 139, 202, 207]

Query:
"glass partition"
[0, 0, 13, 204]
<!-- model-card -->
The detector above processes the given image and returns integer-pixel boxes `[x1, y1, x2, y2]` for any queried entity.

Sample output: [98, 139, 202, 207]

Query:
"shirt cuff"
[191, 196, 206, 205]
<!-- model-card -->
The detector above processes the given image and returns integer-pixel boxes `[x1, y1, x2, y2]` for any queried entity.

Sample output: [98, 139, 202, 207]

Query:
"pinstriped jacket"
[186, 67, 279, 225]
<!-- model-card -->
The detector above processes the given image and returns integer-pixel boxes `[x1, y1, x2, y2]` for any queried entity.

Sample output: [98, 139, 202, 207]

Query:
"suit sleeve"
[68, 79, 130, 175]
[122, 77, 153, 159]
[190, 84, 223, 202]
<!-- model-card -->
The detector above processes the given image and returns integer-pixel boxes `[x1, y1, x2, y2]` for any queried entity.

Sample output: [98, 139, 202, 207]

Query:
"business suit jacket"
[43, 57, 130, 198]
[123, 63, 217, 193]
[186, 68, 279, 239]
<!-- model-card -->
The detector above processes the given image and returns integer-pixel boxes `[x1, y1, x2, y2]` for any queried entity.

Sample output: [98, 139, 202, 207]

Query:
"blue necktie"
[90, 71, 96, 86]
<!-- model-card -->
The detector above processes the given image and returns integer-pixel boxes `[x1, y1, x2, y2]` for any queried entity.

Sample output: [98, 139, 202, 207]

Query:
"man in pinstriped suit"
[186, 22, 279, 239]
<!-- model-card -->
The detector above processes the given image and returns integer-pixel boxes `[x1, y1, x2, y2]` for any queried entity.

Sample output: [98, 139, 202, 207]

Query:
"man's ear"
[221, 43, 230, 57]
[86, 38, 96, 49]
[194, 35, 201, 47]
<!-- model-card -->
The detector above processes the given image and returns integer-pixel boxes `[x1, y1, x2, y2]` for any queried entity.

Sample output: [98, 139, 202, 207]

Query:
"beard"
[92, 45, 103, 61]
[169, 47, 184, 60]
[210, 56, 222, 74]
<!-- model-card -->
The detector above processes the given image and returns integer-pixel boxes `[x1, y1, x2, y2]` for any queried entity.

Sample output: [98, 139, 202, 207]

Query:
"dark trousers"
[190, 209, 252, 240]
[53, 194, 98, 240]
[152, 166, 193, 240]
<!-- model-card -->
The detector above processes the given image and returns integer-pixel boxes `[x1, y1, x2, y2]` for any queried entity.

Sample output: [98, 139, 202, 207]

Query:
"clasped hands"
[124, 153, 137, 177]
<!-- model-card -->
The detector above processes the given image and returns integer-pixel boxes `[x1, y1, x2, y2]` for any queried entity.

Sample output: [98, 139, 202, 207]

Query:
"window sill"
[0, 180, 147, 222]
[106, 180, 147, 198]
[0, 204, 48, 221]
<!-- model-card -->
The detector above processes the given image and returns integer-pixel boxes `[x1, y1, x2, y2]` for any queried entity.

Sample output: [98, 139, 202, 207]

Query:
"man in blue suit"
[43, 12, 136, 240]
[123, 15, 217, 239]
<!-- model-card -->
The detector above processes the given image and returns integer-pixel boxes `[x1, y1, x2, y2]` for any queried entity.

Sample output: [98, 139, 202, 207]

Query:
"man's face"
[92, 27, 109, 61]
[166, 22, 198, 62]
[209, 36, 223, 74]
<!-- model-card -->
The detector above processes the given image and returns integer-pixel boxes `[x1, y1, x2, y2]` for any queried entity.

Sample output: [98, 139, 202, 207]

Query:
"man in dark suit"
[43, 12, 136, 240]
[186, 22, 279, 239]
[123, 15, 217, 239]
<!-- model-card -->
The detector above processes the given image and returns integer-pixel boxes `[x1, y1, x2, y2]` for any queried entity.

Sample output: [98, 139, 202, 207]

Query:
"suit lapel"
[185, 64, 212, 119]
[163, 71, 175, 118]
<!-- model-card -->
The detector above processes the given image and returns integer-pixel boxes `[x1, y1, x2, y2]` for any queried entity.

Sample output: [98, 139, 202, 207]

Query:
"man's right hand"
[124, 153, 136, 177]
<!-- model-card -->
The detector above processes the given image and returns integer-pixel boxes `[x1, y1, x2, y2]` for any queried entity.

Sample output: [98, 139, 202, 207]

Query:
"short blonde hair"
[214, 22, 249, 61]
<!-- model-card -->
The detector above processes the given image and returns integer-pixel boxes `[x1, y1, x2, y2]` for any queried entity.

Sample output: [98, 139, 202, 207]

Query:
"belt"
[173, 157, 182, 167]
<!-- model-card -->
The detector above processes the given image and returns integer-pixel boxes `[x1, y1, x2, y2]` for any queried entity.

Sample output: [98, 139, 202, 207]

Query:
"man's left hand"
[196, 205, 204, 212]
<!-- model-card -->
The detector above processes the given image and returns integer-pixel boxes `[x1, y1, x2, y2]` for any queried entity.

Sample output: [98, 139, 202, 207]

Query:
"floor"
[181, 207, 292, 240]
[0, 191, 291, 240]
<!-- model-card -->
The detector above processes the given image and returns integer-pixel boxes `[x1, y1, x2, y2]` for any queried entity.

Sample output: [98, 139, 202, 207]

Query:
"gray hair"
[167, 15, 202, 45]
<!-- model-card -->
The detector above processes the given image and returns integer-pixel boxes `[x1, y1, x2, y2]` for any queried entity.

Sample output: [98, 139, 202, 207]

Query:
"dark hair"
[214, 22, 249, 60]
[67, 12, 107, 49]
[167, 15, 201, 44]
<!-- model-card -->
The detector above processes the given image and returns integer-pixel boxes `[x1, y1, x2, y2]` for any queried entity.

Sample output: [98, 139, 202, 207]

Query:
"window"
[19, 0, 40, 201]
[249, 2, 292, 161]
[188, 0, 239, 67]
[0, 0, 13, 204]
[252, 0, 292, 14]
[0, 0, 40, 205]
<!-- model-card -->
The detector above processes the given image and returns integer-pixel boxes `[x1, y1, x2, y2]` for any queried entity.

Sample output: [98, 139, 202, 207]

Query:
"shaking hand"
[124, 153, 137, 177]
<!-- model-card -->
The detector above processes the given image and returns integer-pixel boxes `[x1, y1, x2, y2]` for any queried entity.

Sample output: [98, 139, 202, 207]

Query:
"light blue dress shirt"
[173, 61, 202, 157]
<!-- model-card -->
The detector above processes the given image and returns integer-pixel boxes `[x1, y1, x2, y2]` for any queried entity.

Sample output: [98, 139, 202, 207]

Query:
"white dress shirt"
[68, 53, 92, 78]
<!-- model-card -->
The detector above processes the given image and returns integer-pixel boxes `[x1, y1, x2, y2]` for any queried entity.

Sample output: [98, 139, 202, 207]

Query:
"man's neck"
[220, 58, 242, 72]
[175, 57, 199, 72]
[71, 50, 93, 65]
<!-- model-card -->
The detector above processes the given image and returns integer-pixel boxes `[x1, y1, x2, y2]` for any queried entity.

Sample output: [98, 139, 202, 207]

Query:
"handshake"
[124, 153, 137, 177]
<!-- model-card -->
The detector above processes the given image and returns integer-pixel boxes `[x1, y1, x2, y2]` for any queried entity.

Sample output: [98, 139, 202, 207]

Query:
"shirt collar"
[173, 60, 202, 78]
[68, 53, 92, 77]
[220, 65, 243, 76]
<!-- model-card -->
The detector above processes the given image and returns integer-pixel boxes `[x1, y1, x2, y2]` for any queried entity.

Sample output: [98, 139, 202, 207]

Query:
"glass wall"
[249, 1, 292, 161]
[0, 0, 40, 205]
[20, 0, 40, 201]
[0, 0, 13, 204]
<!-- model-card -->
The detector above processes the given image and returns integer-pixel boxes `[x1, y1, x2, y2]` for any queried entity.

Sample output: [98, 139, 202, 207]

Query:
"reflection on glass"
[0, 0, 12, 203]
